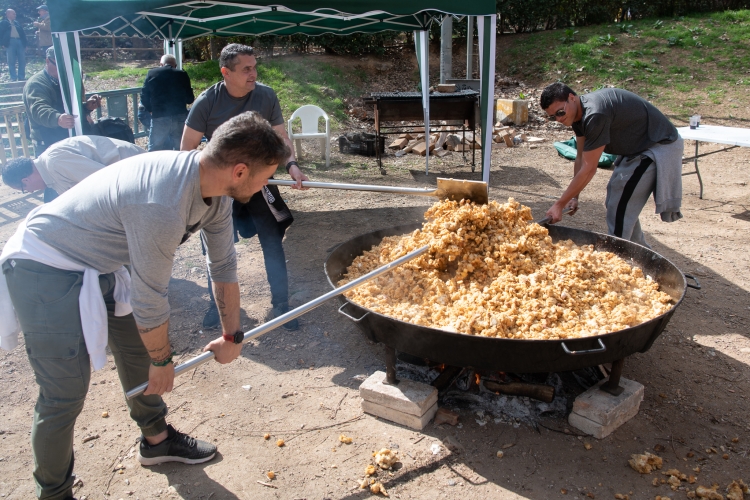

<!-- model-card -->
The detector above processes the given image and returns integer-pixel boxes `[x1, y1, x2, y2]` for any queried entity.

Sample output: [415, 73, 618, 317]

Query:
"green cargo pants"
[2, 259, 168, 500]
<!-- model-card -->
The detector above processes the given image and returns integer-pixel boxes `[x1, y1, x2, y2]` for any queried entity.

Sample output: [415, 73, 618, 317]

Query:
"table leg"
[694, 142, 704, 199]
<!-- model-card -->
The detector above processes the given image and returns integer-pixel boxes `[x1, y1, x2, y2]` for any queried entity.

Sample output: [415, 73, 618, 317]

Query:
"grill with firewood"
[363, 91, 479, 174]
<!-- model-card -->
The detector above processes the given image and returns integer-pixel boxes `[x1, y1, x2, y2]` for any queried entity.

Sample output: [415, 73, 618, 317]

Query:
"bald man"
[0, 9, 27, 81]
[141, 54, 194, 151]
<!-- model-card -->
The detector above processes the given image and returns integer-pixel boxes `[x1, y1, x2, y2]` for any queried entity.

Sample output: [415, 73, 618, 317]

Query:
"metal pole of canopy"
[414, 30, 430, 175]
[467, 17, 475, 78]
[176, 39, 183, 69]
[477, 15, 497, 185]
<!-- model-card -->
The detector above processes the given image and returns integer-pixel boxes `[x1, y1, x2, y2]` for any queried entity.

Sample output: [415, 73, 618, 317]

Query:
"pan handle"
[684, 274, 701, 290]
[338, 301, 370, 322]
[561, 338, 606, 355]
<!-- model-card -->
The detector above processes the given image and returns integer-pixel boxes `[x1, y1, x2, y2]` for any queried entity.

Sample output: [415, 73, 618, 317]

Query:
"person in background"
[0, 9, 27, 81]
[23, 47, 102, 162]
[33, 5, 51, 51]
[1, 135, 145, 200]
[181, 43, 308, 330]
[540, 82, 684, 248]
[141, 54, 194, 151]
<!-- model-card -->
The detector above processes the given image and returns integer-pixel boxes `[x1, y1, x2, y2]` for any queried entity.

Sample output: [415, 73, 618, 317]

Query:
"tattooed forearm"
[215, 287, 228, 320]
[138, 319, 169, 335]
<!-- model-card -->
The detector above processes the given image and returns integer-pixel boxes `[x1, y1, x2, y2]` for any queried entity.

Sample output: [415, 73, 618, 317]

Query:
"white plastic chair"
[288, 105, 330, 168]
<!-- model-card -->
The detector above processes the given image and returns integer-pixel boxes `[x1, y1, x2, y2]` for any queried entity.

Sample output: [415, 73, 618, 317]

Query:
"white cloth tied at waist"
[0, 206, 132, 370]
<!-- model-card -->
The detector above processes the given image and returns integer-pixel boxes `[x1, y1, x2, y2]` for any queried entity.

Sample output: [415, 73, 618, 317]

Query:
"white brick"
[568, 377, 644, 439]
[359, 371, 437, 417]
[362, 400, 438, 430]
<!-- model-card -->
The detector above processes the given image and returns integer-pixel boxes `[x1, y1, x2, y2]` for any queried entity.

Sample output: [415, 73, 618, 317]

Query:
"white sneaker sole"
[137, 451, 216, 466]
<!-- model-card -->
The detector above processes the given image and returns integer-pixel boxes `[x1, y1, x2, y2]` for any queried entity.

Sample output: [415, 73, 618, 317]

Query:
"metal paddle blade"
[435, 178, 489, 204]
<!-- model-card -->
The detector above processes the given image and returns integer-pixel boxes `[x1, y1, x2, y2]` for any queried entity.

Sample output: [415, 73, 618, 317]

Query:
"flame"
[474, 373, 481, 386]
[436, 364, 446, 372]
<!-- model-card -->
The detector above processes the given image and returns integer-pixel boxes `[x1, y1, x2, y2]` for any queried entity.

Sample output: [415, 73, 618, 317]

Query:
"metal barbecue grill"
[363, 90, 479, 174]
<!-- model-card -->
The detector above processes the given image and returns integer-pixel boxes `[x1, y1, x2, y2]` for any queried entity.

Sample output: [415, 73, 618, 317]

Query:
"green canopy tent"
[46, 0, 497, 183]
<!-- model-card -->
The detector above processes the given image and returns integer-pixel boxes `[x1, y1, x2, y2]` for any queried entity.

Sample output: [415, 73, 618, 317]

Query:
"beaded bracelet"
[151, 351, 176, 367]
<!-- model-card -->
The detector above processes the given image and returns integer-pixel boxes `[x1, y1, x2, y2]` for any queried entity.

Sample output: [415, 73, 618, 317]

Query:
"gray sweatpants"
[605, 155, 656, 248]
[2, 259, 167, 500]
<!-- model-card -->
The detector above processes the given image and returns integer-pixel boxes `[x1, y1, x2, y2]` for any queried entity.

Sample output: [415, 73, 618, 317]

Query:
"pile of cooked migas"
[340, 198, 672, 340]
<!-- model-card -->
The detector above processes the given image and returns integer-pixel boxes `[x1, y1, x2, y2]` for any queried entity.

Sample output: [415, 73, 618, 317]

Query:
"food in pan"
[340, 199, 673, 340]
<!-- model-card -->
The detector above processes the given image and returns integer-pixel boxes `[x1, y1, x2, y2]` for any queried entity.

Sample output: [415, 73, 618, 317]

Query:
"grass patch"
[86, 57, 361, 130]
[499, 9, 750, 115]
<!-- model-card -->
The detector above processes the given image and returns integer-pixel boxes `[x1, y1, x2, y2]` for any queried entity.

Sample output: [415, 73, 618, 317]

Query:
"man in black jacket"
[141, 54, 194, 151]
[0, 9, 27, 81]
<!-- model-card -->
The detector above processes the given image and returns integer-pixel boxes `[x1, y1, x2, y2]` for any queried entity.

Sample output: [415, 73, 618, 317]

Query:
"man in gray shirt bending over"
[1, 135, 144, 197]
[0, 112, 289, 500]
[540, 83, 683, 247]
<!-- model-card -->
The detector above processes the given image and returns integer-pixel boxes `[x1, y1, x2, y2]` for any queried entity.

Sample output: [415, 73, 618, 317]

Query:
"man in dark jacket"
[0, 9, 27, 81]
[141, 54, 194, 151]
[23, 47, 101, 158]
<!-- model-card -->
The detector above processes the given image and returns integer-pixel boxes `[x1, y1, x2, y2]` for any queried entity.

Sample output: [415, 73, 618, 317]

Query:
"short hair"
[160, 54, 177, 67]
[540, 82, 577, 110]
[220, 43, 255, 71]
[203, 111, 289, 172]
[2, 157, 34, 190]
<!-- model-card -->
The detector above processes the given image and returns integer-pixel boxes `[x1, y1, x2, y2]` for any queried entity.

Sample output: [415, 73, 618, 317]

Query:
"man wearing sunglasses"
[540, 83, 684, 247]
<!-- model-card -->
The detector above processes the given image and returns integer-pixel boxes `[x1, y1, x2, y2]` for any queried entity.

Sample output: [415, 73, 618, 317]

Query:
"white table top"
[677, 125, 750, 147]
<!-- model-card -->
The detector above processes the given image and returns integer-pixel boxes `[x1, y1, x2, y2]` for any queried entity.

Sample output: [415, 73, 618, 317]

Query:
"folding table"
[677, 125, 750, 199]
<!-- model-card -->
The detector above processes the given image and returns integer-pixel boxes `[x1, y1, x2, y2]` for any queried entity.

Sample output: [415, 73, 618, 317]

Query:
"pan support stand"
[599, 358, 624, 396]
[383, 345, 399, 385]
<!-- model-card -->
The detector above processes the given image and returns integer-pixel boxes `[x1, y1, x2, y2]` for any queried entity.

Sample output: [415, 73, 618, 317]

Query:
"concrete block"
[496, 99, 529, 125]
[359, 371, 438, 417]
[568, 377, 644, 439]
[362, 400, 438, 430]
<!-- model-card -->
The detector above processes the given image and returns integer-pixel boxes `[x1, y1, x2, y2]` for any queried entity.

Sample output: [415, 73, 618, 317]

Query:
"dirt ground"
[2, 67, 750, 500]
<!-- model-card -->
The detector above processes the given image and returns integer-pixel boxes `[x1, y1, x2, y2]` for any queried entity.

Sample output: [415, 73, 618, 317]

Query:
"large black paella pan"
[324, 223, 699, 377]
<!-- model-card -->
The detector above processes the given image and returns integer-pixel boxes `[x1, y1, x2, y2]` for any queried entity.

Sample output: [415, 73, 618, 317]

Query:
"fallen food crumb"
[695, 484, 723, 500]
[339, 434, 353, 444]
[266, 471, 275, 480]
[263, 433, 270, 440]
[584, 442, 592, 450]
[496, 451, 504, 458]
[628, 451, 663, 474]
[614, 494, 629, 500]
[101, 411, 109, 418]
[726, 479, 748, 500]
[365, 464, 377, 476]
[370, 482, 389, 497]
[276, 439, 285, 447]
[373, 449, 398, 469]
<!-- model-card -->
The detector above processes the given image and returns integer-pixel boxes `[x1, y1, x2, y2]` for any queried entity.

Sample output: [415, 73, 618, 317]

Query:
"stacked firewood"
[387, 124, 544, 157]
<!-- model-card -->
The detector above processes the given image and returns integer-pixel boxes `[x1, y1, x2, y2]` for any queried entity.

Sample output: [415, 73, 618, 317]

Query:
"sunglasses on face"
[547, 100, 569, 121]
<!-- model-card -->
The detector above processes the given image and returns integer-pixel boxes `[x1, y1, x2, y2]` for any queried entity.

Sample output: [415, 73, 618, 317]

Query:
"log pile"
[387, 123, 545, 157]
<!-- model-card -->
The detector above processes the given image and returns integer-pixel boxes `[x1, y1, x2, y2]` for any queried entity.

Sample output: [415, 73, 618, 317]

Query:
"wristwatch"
[285, 160, 298, 173]
[222, 331, 244, 344]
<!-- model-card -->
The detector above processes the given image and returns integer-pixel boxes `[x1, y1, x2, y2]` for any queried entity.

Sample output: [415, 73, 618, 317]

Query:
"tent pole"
[466, 16, 474, 79]
[477, 15, 496, 185]
[414, 30, 430, 176]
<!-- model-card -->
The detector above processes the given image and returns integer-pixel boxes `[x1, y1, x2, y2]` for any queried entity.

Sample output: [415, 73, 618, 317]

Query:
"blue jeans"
[6, 38, 25, 81]
[3, 259, 167, 500]
[204, 191, 289, 308]
[147, 113, 187, 151]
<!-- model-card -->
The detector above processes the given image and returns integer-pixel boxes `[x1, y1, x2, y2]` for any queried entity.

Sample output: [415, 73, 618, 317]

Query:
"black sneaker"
[202, 303, 220, 329]
[138, 425, 217, 465]
[270, 303, 298, 331]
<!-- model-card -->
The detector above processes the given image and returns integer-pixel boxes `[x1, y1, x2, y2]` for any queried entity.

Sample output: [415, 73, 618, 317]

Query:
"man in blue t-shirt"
[540, 83, 683, 247]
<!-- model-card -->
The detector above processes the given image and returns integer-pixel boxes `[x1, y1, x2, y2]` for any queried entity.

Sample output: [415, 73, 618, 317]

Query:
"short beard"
[226, 186, 253, 204]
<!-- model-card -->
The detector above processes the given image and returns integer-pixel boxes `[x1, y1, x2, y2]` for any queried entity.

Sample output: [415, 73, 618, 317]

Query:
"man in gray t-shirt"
[182, 43, 309, 330]
[540, 83, 682, 246]
[1, 113, 290, 499]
